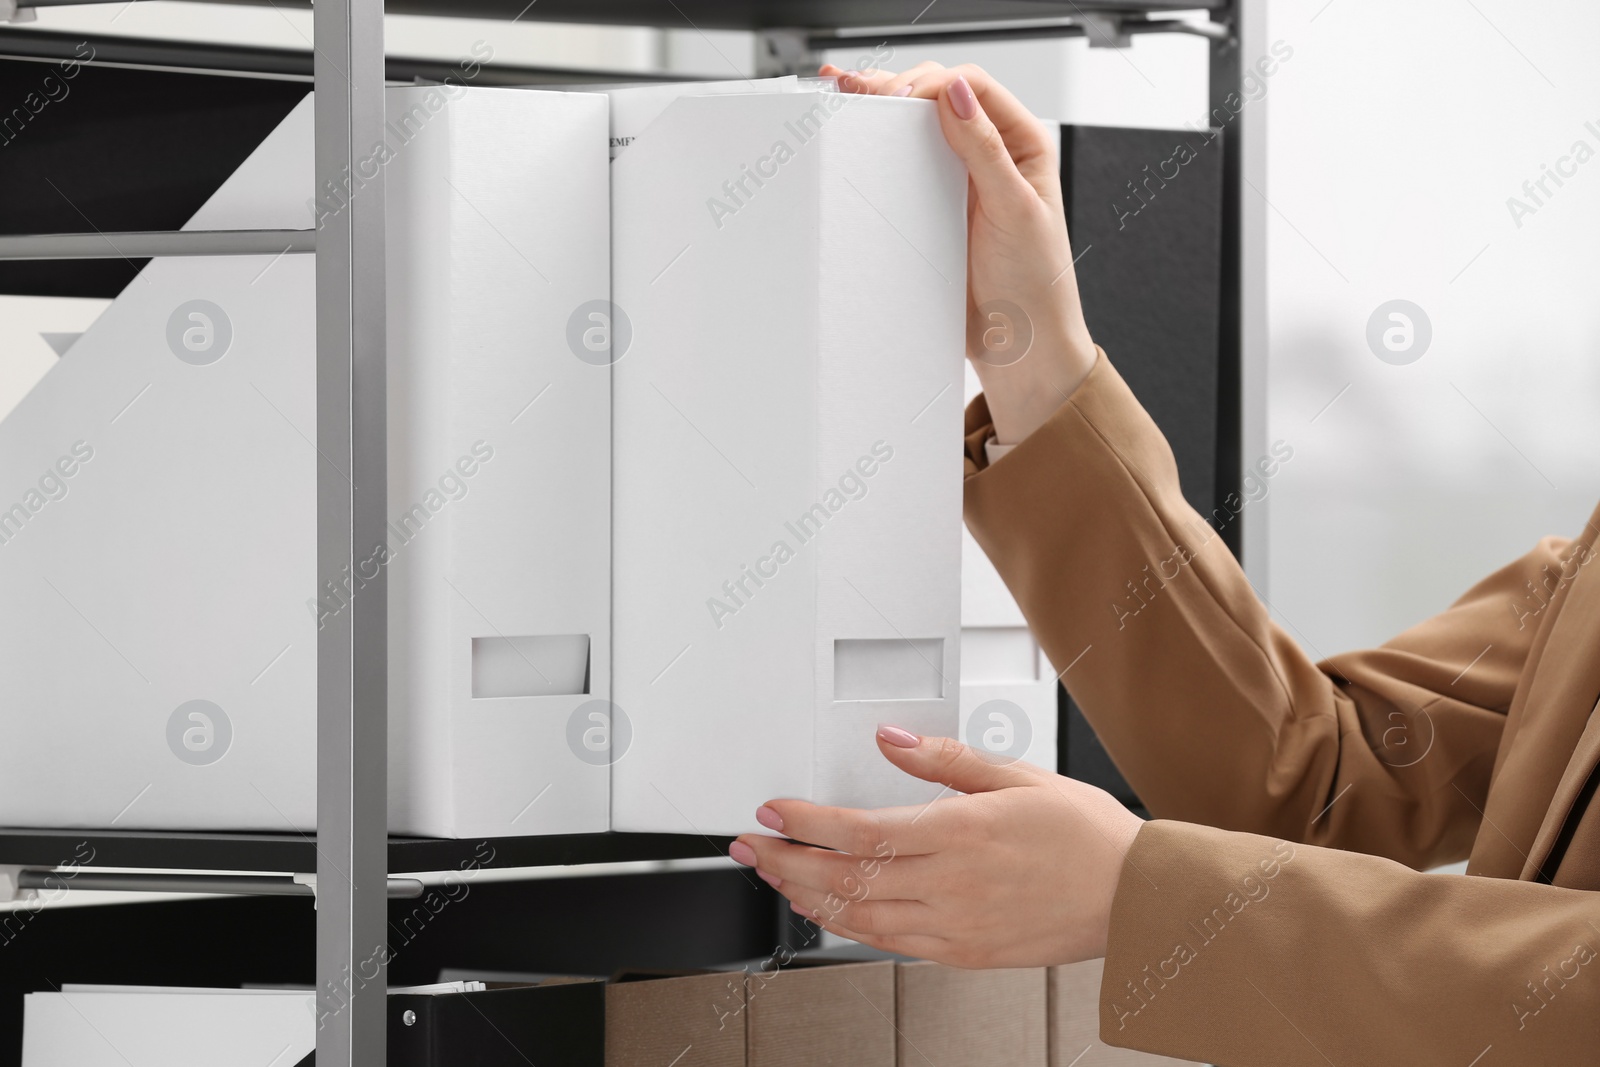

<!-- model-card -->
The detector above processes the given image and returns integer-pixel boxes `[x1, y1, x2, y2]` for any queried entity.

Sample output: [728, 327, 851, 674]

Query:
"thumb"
[875, 725, 1037, 794]
[936, 74, 1036, 218]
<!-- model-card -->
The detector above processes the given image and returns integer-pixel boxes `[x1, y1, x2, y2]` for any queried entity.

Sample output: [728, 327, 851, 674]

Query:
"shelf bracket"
[1079, 13, 1132, 48]
[0, 865, 28, 904]
[9, 869, 424, 900]
[755, 28, 821, 78]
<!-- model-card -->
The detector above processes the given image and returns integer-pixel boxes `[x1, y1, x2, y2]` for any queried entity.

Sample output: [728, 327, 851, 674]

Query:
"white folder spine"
[610, 91, 966, 835]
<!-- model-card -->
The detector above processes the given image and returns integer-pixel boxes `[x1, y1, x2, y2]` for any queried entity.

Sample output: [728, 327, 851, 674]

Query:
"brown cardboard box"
[895, 961, 1048, 1066]
[605, 970, 745, 1067]
[1048, 960, 1201, 1066]
[745, 959, 896, 1067]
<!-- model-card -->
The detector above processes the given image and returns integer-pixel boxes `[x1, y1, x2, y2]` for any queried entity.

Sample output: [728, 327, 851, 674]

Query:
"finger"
[828, 64, 944, 96]
[819, 63, 863, 86]
[933, 74, 1041, 212]
[877, 61, 946, 96]
[898, 65, 1051, 158]
[891, 66, 1057, 195]
[827, 66, 898, 94]
[795, 903, 950, 960]
[827, 62, 1053, 174]
[735, 836, 920, 898]
[754, 793, 964, 857]
[783, 886, 939, 937]
[875, 726, 1040, 795]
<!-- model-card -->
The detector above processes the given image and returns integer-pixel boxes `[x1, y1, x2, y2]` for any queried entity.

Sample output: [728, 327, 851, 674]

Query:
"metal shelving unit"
[0, 2, 1262, 1063]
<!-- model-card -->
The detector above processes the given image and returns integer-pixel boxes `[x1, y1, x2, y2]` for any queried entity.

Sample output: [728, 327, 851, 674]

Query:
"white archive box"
[568, 74, 803, 158]
[20, 983, 490, 1067]
[382, 85, 612, 838]
[608, 87, 969, 835]
[960, 362, 1058, 773]
[22, 987, 317, 1067]
[0, 85, 612, 836]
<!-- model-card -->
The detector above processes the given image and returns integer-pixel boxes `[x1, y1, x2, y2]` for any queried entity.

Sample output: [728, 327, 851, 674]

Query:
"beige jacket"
[962, 349, 1599, 1066]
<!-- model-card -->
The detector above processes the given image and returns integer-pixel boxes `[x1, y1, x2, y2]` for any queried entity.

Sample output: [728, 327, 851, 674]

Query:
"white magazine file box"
[609, 90, 968, 835]
[22, 989, 316, 1067]
[21, 983, 485, 1067]
[0, 85, 612, 836]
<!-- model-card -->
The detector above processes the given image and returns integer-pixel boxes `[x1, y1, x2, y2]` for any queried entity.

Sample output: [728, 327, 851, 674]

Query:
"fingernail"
[791, 901, 818, 919]
[756, 868, 783, 889]
[877, 724, 920, 748]
[948, 75, 978, 120]
[756, 805, 784, 832]
[730, 840, 758, 866]
[890, 85, 913, 97]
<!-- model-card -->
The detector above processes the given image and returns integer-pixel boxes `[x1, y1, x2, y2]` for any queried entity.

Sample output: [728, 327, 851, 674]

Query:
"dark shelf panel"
[0, 828, 733, 874]
[0, 869, 786, 1067]
[186, 0, 1224, 30]
[0, 27, 693, 83]
[390, 831, 735, 873]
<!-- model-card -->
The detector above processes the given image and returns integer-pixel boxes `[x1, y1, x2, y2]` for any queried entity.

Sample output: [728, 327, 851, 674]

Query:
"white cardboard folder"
[382, 86, 612, 838]
[20, 984, 484, 1066]
[22, 988, 316, 1067]
[610, 90, 968, 835]
[0, 86, 611, 836]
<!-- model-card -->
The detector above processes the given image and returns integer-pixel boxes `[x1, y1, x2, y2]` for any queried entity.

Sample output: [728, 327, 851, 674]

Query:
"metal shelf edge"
[0, 828, 733, 876]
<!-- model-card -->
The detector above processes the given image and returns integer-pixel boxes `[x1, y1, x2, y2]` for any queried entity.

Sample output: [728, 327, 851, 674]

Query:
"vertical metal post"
[1211, 0, 1268, 585]
[1218, 0, 1270, 587]
[314, 0, 387, 1064]
[1234, 0, 1271, 591]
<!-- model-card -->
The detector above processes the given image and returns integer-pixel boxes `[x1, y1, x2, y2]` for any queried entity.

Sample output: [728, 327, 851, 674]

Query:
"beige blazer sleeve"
[1100, 820, 1598, 1064]
[962, 348, 1597, 1063]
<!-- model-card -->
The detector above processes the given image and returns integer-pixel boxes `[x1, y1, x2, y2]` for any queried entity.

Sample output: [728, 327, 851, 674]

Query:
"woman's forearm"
[971, 321, 1098, 445]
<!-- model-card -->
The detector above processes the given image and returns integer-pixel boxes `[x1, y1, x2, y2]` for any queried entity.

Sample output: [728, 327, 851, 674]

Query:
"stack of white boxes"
[0, 81, 971, 839]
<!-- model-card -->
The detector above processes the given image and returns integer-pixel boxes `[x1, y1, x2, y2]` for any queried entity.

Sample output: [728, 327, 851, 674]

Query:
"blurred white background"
[4, 0, 1597, 661]
[1260, 0, 1600, 657]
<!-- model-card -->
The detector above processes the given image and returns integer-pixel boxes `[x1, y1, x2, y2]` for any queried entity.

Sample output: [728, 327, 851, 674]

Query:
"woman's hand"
[820, 62, 1099, 446]
[728, 725, 1145, 968]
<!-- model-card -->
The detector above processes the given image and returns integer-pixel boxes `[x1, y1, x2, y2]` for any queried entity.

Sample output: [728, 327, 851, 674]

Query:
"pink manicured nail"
[756, 868, 783, 889]
[877, 724, 920, 748]
[756, 805, 784, 832]
[948, 75, 978, 120]
[729, 840, 758, 866]
[890, 85, 913, 97]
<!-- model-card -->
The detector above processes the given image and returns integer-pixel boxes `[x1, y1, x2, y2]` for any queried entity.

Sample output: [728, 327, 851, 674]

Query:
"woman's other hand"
[729, 725, 1144, 968]
[821, 62, 1099, 446]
